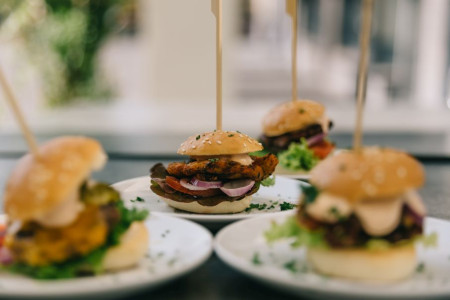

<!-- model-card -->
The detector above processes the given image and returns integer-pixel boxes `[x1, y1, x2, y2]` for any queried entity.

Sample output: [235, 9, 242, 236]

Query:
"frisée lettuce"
[278, 139, 318, 171]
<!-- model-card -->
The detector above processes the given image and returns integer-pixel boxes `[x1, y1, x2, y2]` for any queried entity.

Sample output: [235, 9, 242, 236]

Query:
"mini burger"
[150, 130, 278, 214]
[1, 136, 149, 279]
[266, 147, 434, 281]
[260, 99, 335, 171]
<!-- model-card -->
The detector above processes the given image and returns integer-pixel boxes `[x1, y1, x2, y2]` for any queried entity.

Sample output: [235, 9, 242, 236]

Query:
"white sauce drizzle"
[318, 115, 330, 134]
[305, 189, 425, 236]
[354, 198, 403, 236]
[33, 190, 84, 227]
[306, 193, 351, 223]
[192, 154, 253, 166]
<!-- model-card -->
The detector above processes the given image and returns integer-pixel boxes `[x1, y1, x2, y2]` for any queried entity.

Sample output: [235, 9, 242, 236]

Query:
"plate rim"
[214, 214, 450, 299]
[112, 176, 304, 223]
[0, 214, 213, 298]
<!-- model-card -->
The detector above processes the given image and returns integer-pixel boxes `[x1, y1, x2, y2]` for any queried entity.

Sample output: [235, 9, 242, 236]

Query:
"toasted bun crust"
[262, 99, 326, 137]
[310, 147, 424, 202]
[160, 196, 252, 214]
[307, 244, 416, 281]
[178, 130, 262, 156]
[103, 221, 149, 271]
[4, 136, 107, 222]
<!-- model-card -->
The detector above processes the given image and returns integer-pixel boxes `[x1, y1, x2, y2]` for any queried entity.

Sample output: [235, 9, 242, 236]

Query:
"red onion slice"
[0, 248, 13, 265]
[180, 179, 215, 191]
[220, 179, 255, 197]
[191, 178, 222, 189]
[307, 133, 326, 147]
[404, 205, 424, 227]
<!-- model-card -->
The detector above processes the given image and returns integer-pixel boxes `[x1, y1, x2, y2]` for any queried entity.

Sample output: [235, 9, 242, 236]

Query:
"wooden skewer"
[286, 0, 298, 102]
[211, 0, 222, 131]
[353, 0, 374, 152]
[0, 66, 40, 157]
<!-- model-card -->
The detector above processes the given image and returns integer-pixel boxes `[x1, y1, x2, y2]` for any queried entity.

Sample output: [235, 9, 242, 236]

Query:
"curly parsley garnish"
[279, 202, 297, 211]
[252, 253, 262, 265]
[302, 185, 319, 204]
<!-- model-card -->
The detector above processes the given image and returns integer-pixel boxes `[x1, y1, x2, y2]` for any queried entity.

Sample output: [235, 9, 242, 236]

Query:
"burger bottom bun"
[160, 196, 252, 214]
[103, 221, 149, 271]
[307, 244, 416, 282]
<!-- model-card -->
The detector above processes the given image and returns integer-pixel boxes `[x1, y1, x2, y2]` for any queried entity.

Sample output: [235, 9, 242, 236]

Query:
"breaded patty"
[167, 154, 278, 181]
[6, 205, 109, 266]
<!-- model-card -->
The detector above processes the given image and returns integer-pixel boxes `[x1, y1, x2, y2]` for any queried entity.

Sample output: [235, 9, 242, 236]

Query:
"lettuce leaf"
[278, 139, 319, 171]
[265, 216, 327, 248]
[5, 201, 149, 280]
[261, 175, 276, 187]
[249, 149, 270, 157]
[416, 232, 438, 248]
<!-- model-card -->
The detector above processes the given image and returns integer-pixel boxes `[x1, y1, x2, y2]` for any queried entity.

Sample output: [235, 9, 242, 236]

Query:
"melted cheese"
[306, 193, 352, 223]
[305, 189, 425, 236]
[33, 190, 84, 227]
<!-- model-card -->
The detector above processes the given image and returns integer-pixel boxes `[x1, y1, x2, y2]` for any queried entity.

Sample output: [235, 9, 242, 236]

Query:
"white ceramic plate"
[274, 165, 310, 180]
[215, 213, 450, 299]
[0, 214, 212, 299]
[112, 176, 302, 224]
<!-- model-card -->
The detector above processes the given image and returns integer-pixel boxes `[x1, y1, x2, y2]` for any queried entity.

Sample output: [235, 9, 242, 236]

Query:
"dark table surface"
[1, 133, 450, 299]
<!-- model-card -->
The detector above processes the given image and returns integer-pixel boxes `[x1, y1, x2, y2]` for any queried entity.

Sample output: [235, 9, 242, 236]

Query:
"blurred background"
[0, 0, 449, 154]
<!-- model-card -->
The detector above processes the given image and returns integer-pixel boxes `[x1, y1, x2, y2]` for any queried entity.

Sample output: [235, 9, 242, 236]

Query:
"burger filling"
[260, 123, 328, 153]
[1, 183, 148, 279]
[150, 153, 278, 205]
[260, 122, 335, 172]
[266, 185, 436, 250]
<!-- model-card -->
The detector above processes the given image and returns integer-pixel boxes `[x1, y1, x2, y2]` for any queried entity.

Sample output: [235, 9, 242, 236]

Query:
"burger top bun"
[262, 99, 327, 137]
[5, 136, 107, 222]
[310, 147, 424, 202]
[177, 130, 263, 156]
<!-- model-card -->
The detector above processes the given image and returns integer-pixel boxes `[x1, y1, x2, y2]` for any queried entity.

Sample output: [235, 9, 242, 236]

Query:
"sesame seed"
[208, 141, 212, 145]
[397, 167, 407, 178]
[362, 182, 377, 196]
[374, 171, 385, 184]
[244, 143, 247, 147]
[351, 171, 362, 180]
[191, 145, 196, 149]
[239, 134, 244, 138]
[217, 141, 222, 145]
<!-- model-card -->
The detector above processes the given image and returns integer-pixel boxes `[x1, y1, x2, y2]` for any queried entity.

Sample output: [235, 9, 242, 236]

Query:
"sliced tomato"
[310, 140, 335, 159]
[0, 224, 6, 247]
[165, 176, 221, 197]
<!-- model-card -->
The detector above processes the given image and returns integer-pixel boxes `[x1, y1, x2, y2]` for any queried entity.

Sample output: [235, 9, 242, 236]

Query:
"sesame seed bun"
[178, 130, 263, 156]
[103, 221, 149, 271]
[4, 136, 107, 222]
[159, 196, 252, 214]
[307, 243, 416, 281]
[262, 99, 327, 137]
[309, 147, 424, 203]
